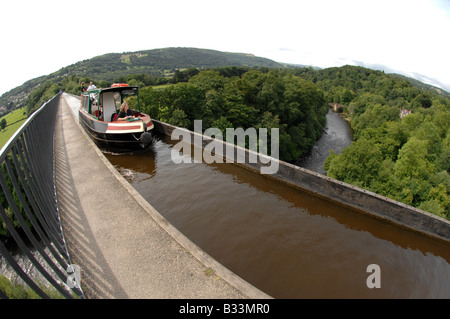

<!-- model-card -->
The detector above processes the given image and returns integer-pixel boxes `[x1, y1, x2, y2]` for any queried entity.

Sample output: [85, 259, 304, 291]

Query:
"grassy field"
[152, 83, 175, 90]
[0, 108, 28, 149]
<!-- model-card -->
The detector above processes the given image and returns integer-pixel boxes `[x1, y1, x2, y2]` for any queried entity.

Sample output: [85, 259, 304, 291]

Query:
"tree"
[127, 79, 145, 88]
[394, 137, 435, 180]
[341, 88, 356, 104]
[351, 103, 400, 139]
[173, 68, 200, 83]
[256, 71, 285, 115]
[326, 139, 384, 188]
[412, 93, 432, 109]
[0, 118, 6, 130]
[437, 144, 450, 173]
[211, 116, 233, 136]
[222, 82, 258, 128]
[348, 93, 386, 117]
[418, 199, 446, 218]
[189, 70, 227, 91]
[160, 83, 205, 130]
[414, 120, 442, 155]
[168, 109, 191, 128]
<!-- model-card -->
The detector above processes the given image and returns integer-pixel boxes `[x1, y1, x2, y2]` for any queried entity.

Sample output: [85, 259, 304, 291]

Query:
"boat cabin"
[81, 84, 141, 122]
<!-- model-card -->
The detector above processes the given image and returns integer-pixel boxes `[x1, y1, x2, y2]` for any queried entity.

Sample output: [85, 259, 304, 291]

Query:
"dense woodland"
[3, 51, 450, 221]
[136, 69, 328, 162]
[296, 66, 450, 219]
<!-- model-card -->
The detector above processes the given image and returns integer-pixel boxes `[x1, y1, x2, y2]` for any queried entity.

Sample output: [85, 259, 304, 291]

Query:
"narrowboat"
[79, 83, 154, 152]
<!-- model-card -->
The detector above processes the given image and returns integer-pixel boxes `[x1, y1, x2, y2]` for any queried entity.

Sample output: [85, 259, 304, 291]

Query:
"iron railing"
[0, 93, 84, 299]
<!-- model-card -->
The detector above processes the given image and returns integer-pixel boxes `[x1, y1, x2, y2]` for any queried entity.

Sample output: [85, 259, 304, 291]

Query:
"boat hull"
[79, 110, 154, 152]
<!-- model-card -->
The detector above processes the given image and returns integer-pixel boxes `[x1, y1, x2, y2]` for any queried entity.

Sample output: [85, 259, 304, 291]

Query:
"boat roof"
[84, 86, 139, 95]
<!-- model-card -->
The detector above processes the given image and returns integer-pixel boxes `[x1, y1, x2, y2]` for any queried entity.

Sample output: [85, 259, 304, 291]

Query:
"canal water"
[104, 130, 450, 298]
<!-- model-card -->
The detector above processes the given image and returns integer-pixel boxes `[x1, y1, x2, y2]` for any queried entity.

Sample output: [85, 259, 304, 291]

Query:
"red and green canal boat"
[79, 83, 154, 152]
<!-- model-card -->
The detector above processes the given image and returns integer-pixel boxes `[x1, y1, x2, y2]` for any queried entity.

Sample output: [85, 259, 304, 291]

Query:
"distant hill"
[0, 47, 285, 112]
[390, 73, 450, 100]
[59, 47, 285, 79]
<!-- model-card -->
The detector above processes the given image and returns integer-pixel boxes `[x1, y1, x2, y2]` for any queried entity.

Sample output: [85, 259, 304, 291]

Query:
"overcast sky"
[1, 0, 449, 97]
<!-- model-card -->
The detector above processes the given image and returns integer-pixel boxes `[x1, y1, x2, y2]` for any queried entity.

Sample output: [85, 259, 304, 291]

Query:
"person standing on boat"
[117, 102, 135, 121]
[87, 82, 97, 90]
[81, 82, 86, 93]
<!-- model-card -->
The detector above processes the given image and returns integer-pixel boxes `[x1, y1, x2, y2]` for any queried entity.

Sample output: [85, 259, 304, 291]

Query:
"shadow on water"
[104, 129, 450, 299]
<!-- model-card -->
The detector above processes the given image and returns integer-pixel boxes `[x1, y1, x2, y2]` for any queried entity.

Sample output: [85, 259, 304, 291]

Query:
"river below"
[296, 109, 353, 175]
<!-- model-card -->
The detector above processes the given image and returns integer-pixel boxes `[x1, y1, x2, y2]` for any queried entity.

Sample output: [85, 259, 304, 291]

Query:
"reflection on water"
[104, 131, 450, 298]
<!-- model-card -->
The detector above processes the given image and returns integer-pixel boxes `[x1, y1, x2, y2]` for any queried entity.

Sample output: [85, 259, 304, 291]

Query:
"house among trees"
[400, 107, 412, 119]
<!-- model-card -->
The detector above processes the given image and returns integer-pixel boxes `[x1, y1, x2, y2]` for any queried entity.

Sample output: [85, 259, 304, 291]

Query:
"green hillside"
[66, 47, 284, 77]
[0, 47, 285, 113]
[0, 107, 27, 148]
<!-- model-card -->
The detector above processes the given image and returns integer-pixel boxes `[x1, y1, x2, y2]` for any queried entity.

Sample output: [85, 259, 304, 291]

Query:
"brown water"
[104, 132, 450, 298]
